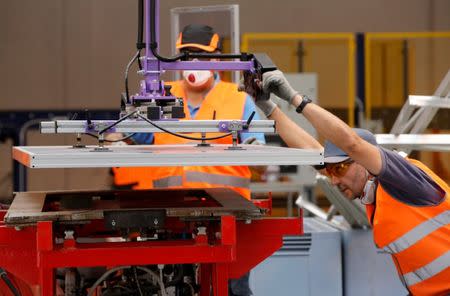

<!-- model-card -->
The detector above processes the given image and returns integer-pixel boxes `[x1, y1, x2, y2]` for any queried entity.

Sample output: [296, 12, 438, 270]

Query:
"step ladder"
[384, 69, 450, 154]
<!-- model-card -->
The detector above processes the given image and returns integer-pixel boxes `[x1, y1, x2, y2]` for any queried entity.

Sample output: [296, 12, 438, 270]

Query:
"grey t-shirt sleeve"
[377, 147, 445, 206]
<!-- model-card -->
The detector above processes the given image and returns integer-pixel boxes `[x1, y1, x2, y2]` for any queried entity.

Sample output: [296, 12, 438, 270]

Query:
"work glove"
[255, 98, 277, 118]
[238, 79, 277, 117]
[262, 70, 299, 104]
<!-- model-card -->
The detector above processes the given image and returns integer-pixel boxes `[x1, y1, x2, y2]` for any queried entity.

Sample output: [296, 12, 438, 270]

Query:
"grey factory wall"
[0, 0, 450, 197]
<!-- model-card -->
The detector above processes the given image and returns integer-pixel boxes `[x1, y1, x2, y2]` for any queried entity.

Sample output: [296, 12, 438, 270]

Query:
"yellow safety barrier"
[364, 32, 450, 119]
[242, 33, 356, 126]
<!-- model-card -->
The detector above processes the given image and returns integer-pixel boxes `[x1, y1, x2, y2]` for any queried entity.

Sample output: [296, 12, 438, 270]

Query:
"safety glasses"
[325, 159, 354, 177]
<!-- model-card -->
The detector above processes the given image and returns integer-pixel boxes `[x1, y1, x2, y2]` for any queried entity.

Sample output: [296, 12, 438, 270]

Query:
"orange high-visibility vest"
[113, 80, 252, 199]
[366, 158, 450, 295]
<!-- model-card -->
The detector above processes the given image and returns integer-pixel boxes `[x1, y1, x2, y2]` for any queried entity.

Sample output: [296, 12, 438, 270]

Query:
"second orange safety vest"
[366, 158, 450, 295]
[113, 80, 252, 199]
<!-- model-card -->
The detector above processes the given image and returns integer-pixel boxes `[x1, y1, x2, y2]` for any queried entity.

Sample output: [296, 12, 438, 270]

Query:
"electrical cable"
[244, 111, 256, 129]
[133, 266, 144, 296]
[87, 265, 167, 296]
[136, 266, 167, 296]
[186, 52, 252, 60]
[0, 268, 22, 296]
[159, 267, 164, 288]
[137, 51, 143, 71]
[136, 0, 144, 70]
[137, 0, 144, 50]
[148, 1, 251, 63]
[98, 111, 138, 135]
[148, 0, 186, 62]
[125, 50, 141, 103]
[186, 282, 196, 296]
[123, 0, 145, 104]
[136, 113, 232, 141]
[87, 266, 131, 296]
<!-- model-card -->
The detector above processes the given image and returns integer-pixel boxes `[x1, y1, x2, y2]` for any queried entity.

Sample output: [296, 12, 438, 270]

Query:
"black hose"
[136, 0, 143, 71]
[137, 51, 142, 71]
[0, 268, 22, 296]
[123, 0, 145, 103]
[98, 111, 138, 135]
[186, 52, 253, 60]
[137, 0, 144, 50]
[149, 0, 186, 62]
[147, 0, 252, 64]
[137, 113, 232, 141]
[244, 111, 256, 129]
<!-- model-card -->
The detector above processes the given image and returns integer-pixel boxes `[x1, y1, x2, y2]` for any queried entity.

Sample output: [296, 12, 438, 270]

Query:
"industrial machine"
[0, 1, 323, 295]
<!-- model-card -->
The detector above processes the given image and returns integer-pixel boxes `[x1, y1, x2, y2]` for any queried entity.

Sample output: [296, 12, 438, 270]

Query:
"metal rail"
[41, 119, 275, 134]
[13, 144, 324, 169]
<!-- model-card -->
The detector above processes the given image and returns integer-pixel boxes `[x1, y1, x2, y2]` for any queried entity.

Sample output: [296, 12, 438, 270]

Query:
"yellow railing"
[364, 32, 450, 119]
[242, 33, 356, 126]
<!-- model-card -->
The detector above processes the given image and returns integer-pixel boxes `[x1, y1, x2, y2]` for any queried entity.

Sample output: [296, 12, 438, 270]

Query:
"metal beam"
[40, 120, 275, 134]
[13, 144, 324, 168]
[376, 134, 450, 151]
[409, 95, 450, 109]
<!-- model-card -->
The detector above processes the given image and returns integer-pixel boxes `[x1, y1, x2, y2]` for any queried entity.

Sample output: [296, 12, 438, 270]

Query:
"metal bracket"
[104, 210, 166, 230]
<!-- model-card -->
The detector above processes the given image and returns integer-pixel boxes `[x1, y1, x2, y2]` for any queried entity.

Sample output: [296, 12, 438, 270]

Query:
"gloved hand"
[262, 70, 299, 104]
[238, 79, 277, 117]
[255, 98, 277, 117]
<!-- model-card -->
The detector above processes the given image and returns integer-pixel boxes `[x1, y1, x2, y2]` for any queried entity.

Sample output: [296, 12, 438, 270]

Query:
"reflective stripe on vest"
[370, 158, 450, 294]
[403, 250, 450, 287]
[151, 172, 250, 189]
[153, 176, 183, 188]
[185, 171, 250, 188]
[114, 80, 252, 196]
[382, 210, 450, 254]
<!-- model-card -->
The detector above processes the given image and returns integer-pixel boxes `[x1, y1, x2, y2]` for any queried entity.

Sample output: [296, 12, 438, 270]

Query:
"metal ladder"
[376, 69, 450, 154]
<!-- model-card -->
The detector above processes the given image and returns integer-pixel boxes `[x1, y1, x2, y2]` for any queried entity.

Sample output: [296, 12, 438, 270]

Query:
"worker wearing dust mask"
[113, 24, 264, 296]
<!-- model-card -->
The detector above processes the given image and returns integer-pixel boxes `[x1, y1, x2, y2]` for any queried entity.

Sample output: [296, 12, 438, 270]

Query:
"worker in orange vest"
[249, 70, 449, 296]
[112, 24, 265, 201]
[113, 24, 265, 296]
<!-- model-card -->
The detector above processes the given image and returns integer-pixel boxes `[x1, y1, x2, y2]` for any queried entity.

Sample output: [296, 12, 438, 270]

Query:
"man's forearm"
[291, 94, 382, 174]
[292, 95, 357, 151]
[268, 107, 322, 150]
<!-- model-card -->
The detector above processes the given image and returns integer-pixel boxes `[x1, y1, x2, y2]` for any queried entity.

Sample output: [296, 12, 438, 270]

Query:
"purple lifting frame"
[139, 0, 254, 101]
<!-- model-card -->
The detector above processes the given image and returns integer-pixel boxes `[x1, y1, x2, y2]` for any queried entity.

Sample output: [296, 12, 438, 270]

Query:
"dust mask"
[360, 171, 377, 205]
[182, 70, 213, 87]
